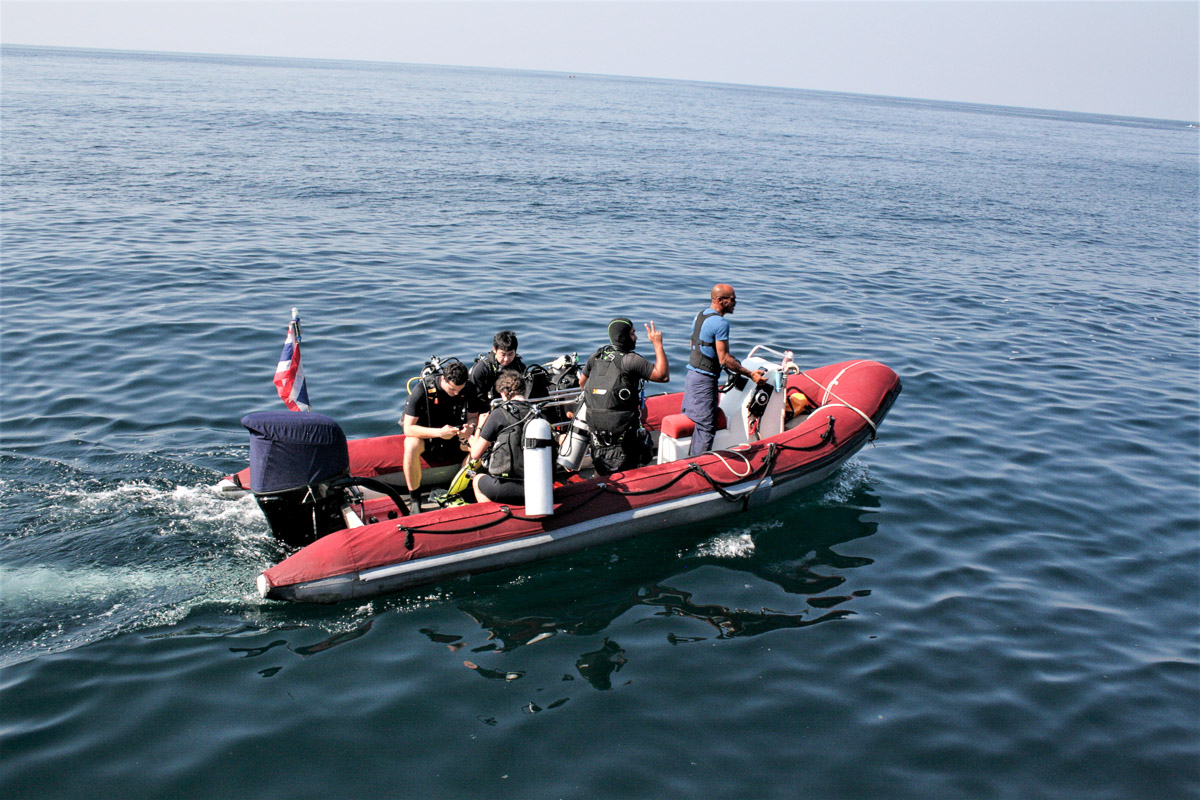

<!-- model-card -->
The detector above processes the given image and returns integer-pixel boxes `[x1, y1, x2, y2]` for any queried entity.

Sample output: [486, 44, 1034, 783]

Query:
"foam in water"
[819, 459, 872, 505]
[0, 479, 276, 667]
[689, 460, 872, 560]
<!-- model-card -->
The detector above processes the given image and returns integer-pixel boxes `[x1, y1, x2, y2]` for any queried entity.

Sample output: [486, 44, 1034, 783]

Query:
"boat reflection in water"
[226, 482, 881, 694]
[433, 484, 882, 689]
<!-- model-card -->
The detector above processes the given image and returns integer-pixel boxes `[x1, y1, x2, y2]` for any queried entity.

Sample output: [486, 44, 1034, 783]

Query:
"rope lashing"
[798, 365, 878, 439]
[774, 416, 836, 451]
[394, 414, 834, 548]
[394, 485, 610, 548]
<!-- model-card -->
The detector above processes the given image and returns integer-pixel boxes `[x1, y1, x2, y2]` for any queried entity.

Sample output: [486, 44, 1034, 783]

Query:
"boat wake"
[0, 451, 879, 667]
[0, 471, 279, 668]
[818, 458, 872, 505]
[695, 531, 758, 559]
[690, 458, 872, 561]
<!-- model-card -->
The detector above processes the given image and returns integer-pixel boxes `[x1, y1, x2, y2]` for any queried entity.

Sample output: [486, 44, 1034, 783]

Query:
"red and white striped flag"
[273, 308, 310, 411]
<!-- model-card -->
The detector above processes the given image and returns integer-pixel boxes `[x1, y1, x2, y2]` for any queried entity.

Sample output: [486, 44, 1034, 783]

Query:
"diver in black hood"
[578, 317, 669, 475]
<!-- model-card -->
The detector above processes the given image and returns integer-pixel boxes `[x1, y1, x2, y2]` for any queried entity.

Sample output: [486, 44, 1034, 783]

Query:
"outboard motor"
[242, 411, 351, 548]
[522, 416, 555, 517]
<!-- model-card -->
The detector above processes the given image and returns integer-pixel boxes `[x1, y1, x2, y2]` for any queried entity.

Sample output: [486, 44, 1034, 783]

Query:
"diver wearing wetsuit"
[401, 361, 472, 513]
[469, 370, 531, 505]
[467, 330, 527, 422]
[579, 317, 669, 475]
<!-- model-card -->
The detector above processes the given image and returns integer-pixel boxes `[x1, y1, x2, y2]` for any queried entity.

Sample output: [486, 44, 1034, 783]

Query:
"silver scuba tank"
[555, 401, 589, 472]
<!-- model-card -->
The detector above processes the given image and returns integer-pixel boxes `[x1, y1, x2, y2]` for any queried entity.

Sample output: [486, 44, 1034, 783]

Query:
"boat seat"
[656, 410, 727, 464]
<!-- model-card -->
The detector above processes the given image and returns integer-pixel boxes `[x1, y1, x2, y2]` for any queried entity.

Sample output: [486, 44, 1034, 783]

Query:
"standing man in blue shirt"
[681, 284, 766, 457]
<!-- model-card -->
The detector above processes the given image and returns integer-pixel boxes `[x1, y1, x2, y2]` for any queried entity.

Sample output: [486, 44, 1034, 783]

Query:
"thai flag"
[273, 309, 310, 411]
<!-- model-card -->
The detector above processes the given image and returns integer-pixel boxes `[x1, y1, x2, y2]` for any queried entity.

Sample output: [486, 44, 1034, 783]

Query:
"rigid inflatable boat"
[226, 348, 901, 603]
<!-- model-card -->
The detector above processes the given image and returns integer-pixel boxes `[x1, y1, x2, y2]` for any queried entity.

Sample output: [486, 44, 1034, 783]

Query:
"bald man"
[681, 284, 766, 456]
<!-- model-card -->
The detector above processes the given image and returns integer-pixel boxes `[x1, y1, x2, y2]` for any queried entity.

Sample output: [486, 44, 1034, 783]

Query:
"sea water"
[1, 45, 1197, 799]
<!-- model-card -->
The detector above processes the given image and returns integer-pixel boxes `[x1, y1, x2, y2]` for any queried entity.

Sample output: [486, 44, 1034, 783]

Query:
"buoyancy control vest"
[486, 400, 533, 479]
[689, 309, 722, 375]
[583, 345, 642, 436]
[420, 375, 468, 429]
[522, 364, 552, 402]
[474, 352, 528, 405]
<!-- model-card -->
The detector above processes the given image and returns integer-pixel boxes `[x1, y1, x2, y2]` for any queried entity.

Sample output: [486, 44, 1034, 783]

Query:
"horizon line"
[3, 41, 1196, 126]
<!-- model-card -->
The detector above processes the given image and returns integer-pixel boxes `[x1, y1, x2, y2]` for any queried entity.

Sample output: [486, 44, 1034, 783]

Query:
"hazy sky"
[3, 1, 1197, 121]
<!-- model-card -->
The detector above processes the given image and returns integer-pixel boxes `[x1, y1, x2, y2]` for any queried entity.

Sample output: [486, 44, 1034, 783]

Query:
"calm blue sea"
[1, 45, 1197, 799]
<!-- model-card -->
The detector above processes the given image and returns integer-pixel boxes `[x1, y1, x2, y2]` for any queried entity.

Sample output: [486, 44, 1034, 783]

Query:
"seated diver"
[467, 329, 526, 430]
[579, 317, 669, 476]
[468, 369, 533, 505]
[400, 360, 472, 514]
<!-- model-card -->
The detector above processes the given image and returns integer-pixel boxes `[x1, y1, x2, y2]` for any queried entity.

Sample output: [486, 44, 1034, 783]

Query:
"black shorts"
[476, 474, 526, 505]
[423, 437, 466, 465]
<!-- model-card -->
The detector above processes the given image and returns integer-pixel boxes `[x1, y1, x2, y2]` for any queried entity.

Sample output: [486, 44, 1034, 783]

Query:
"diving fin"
[447, 458, 481, 497]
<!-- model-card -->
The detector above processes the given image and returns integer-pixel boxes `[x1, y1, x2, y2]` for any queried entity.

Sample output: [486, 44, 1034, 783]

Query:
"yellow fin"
[447, 459, 479, 496]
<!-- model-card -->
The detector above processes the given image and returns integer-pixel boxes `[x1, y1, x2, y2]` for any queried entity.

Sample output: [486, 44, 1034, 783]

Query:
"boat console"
[655, 345, 803, 463]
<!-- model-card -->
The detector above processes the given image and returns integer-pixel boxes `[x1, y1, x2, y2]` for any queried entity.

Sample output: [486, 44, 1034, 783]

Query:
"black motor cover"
[242, 411, 349, 493]
[241, 411, 351, 546]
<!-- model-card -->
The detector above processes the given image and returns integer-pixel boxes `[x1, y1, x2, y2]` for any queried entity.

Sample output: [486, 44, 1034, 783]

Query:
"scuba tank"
[522, 417, 555, 517]
[543, 353, 581, 425]
[485, 401, 555, 516]
[556, 400, 590, 472]
[406, 355, 444, 396]
[548, 352, 581, 393]
[421, 355, 444, 378]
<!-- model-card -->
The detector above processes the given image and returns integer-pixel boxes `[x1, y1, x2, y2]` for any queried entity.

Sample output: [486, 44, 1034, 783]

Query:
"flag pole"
[274, 307, 311, 411]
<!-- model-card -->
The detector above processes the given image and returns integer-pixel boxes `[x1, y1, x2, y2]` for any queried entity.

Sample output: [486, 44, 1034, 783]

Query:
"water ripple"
[2, 46, 1197, 800]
